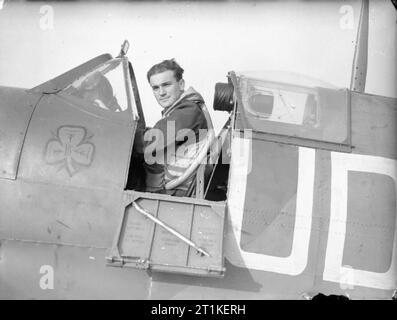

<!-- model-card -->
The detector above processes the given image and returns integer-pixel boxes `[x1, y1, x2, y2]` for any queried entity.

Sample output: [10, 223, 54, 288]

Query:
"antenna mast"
[350, 0, 369, 92]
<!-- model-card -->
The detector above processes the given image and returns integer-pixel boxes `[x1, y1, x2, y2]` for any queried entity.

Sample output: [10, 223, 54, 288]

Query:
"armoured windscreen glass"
[63, 58, 129, 112]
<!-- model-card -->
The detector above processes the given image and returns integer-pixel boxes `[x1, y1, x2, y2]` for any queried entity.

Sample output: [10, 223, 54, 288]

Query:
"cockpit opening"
[125, 116, 231, 202]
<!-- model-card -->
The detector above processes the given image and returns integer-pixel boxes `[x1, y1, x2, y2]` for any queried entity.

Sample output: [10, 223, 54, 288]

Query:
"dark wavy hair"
[146, 59, 184, 83]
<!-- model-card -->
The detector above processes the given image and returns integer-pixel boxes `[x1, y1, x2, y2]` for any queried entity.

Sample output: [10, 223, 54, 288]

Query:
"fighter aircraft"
[0, 0, 396, 299]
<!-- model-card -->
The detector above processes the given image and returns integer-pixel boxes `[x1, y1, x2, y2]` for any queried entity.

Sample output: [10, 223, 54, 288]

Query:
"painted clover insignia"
[44, 125, 95, 177]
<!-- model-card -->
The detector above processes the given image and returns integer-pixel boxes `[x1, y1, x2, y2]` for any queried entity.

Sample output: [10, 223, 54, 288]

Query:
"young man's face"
[149, 70, 185, 109]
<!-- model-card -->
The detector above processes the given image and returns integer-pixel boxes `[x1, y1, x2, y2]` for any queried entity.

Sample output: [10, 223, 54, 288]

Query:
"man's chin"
[159, 101, 172, 108]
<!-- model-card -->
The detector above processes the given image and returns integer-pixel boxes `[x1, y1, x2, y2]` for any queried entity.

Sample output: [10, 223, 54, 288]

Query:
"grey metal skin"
[0, 87, 42, 180]
[0, 54, 151, 299]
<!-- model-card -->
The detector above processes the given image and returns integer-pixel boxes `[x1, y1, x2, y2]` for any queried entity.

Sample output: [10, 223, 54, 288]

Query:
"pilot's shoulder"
[173, 100, 203, 114]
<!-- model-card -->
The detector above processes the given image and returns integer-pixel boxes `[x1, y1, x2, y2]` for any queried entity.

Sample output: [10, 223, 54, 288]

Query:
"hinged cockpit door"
[107, 191, 226, 278]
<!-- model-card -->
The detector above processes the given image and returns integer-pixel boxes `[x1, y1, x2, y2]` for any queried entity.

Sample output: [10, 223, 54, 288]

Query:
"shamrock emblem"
[44, 125, 95, 177]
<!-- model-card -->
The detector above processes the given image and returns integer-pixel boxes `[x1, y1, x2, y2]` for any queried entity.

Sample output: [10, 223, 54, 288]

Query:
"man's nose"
[159, 86, 166, 96]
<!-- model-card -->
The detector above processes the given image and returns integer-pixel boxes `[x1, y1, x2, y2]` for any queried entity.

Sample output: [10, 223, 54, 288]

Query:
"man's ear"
[178, 79, 185, 91]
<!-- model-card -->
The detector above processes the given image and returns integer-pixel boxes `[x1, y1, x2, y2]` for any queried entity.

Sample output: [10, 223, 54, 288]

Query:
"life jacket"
[164, 125, 209, 193]
[162, 88, 212, 194]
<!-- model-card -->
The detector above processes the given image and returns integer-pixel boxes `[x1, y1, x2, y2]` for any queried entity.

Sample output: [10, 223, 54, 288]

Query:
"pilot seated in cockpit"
[137, 59, 208, 197]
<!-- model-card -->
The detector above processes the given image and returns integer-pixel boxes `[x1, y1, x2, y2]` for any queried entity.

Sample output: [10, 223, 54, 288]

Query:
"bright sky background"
[0, 0, 396, 129]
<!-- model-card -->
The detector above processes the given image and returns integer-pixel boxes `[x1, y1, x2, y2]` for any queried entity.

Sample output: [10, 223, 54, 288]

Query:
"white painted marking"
[225, 135, 315, 276]
[324, 152, 397, 290]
